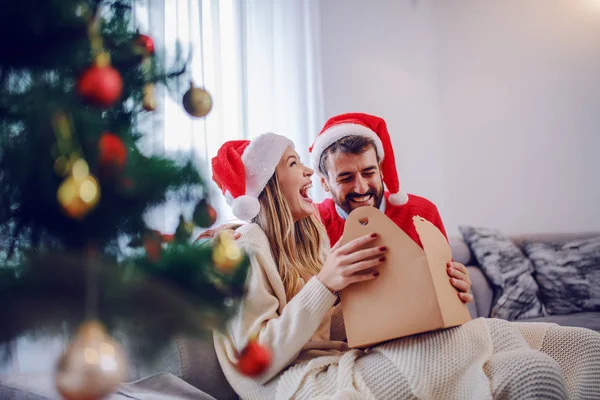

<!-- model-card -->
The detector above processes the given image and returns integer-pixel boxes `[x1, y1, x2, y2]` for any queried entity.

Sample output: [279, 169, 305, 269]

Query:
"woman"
[211, 133, 600, 400]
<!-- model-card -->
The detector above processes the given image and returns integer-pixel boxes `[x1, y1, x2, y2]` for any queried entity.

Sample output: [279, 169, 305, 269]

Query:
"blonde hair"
[253, 173, 327, 300]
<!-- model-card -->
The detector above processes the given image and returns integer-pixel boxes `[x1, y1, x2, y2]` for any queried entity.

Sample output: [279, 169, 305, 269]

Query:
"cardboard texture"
[339, 207, 471, 348]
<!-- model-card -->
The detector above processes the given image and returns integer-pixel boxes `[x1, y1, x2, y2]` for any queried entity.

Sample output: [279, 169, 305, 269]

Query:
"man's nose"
[354, 176, 368, 194]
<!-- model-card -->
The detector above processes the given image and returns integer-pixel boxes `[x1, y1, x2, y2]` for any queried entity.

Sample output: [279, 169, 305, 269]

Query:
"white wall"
[319, 0, 600, 236]
[319, 0, 446, 211]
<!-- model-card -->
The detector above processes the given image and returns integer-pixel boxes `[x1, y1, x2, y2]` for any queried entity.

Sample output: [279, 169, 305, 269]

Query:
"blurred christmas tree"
[0, 0, 250, 396]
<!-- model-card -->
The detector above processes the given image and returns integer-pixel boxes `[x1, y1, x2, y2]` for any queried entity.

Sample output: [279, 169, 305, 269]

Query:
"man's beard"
[338, 184, 384, 215]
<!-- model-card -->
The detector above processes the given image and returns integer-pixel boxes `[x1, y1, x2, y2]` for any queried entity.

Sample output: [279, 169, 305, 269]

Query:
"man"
[311, 113, 446, 245]
[309, 112, 471, 303]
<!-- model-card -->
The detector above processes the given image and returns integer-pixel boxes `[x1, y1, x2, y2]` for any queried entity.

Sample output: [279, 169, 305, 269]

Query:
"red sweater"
[317, 192, 448, 248]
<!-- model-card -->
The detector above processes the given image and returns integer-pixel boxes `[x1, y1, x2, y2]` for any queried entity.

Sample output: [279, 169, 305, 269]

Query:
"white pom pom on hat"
[388, 190, 409, 206]
[231, 195, 261, 221]
[212, 133, 294, 221]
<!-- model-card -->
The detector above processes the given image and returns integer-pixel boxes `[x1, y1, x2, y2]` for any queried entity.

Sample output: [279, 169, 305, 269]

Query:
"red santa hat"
[211, 133, 294, 221]
[309, 112, 408, 206]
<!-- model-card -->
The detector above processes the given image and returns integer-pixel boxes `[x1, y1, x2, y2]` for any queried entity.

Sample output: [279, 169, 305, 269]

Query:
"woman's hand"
[317, 233, 387, 293]
[447, 262, 473, 303]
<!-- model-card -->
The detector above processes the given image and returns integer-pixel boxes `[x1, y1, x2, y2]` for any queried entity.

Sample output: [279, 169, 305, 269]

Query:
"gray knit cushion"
[523, 236, 600, 315]
[459, 226, 546, 320]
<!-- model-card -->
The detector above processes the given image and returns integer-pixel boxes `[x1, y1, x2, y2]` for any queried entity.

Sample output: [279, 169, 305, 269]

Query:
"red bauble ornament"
[144, 237, 162, 262]
[136, 34, 155, 56]
[121, 177, 134, 189]
[143, 230, 163, 262]
[77, 62, 123, 108]
[161, 234, 175, 243]
[193, 200, 218, 228]
[237, 341, 272, 377]
[98, 133, 127, 169]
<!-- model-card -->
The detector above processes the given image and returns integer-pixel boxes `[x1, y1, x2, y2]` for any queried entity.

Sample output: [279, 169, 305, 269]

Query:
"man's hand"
[447, 262, 473, 304]
[194, 223, 242, 242]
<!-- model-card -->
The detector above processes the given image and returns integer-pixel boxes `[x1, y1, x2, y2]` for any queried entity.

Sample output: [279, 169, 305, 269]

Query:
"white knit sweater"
[213, 224, 348, 397]
[214, 224, 600, 400]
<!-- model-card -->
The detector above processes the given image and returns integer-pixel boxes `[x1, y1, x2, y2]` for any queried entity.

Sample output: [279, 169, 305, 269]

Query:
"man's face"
[320, 148, 384, 215]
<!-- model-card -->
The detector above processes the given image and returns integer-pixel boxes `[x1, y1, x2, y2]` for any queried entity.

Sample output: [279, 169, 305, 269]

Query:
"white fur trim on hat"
[222, 133, 293, 221]
[231, 195, 261, 221]
[311, 123, 385, 172]
[388, 190, 409, 206]
[241, 132, 294, 198]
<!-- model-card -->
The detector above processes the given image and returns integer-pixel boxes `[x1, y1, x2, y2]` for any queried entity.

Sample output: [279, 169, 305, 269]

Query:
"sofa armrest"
[175, 337, 238, 400]
[0, 334, 184, 400]
[467, 266, 494, 319]
[0, 331, 182, 381]
[450, 236, 472, 266]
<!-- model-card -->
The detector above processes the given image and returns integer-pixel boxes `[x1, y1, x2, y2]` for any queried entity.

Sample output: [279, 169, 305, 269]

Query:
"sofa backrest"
[450, 231, 600, 319]
[450, 232, 600, 267]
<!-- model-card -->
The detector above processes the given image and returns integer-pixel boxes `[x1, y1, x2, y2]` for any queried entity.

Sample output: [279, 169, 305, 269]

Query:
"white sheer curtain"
[134, 0, 325, 233]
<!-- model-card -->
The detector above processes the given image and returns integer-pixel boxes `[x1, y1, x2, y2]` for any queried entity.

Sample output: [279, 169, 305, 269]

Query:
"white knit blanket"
[250, 318, 600, 400]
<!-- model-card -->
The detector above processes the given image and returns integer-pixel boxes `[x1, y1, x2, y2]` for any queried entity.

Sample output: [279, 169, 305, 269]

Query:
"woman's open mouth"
[299, 183, 313, 203]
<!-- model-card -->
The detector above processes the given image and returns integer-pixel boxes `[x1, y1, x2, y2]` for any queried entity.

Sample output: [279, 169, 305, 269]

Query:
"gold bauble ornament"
[55, 321, 128, 400]
[57, 159, 100, 220]
[212, 230, 244, 272]
[174, 215, 195, 243]
[182, 82, 212, 118]
[142, 82, 156, 111]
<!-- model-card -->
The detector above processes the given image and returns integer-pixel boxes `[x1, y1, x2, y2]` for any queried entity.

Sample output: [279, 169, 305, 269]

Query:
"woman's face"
[276, 146, 315, 222]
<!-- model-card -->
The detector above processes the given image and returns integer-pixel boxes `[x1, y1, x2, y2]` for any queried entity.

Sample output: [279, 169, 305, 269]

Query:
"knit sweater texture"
[213, 224, 600, 400]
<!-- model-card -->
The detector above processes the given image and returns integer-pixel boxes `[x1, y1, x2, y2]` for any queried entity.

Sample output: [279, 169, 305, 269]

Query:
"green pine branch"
[0, 0, 249, 359]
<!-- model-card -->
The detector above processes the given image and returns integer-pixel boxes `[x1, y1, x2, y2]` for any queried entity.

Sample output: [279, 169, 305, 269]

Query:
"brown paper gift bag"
[339, 206, 471, 348]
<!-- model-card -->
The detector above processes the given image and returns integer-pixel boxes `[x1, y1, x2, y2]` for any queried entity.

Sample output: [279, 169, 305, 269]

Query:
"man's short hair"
[318, 135, 380, 178]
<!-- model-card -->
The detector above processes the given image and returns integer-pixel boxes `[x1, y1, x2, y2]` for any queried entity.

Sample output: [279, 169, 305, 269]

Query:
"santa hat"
[211, 133, 294, 221]
[309, 112, 408, 206]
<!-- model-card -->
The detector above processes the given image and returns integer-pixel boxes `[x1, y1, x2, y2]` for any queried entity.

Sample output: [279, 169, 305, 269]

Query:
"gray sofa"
[450, 232, 600, 332]
[3, 232, 599, 399]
